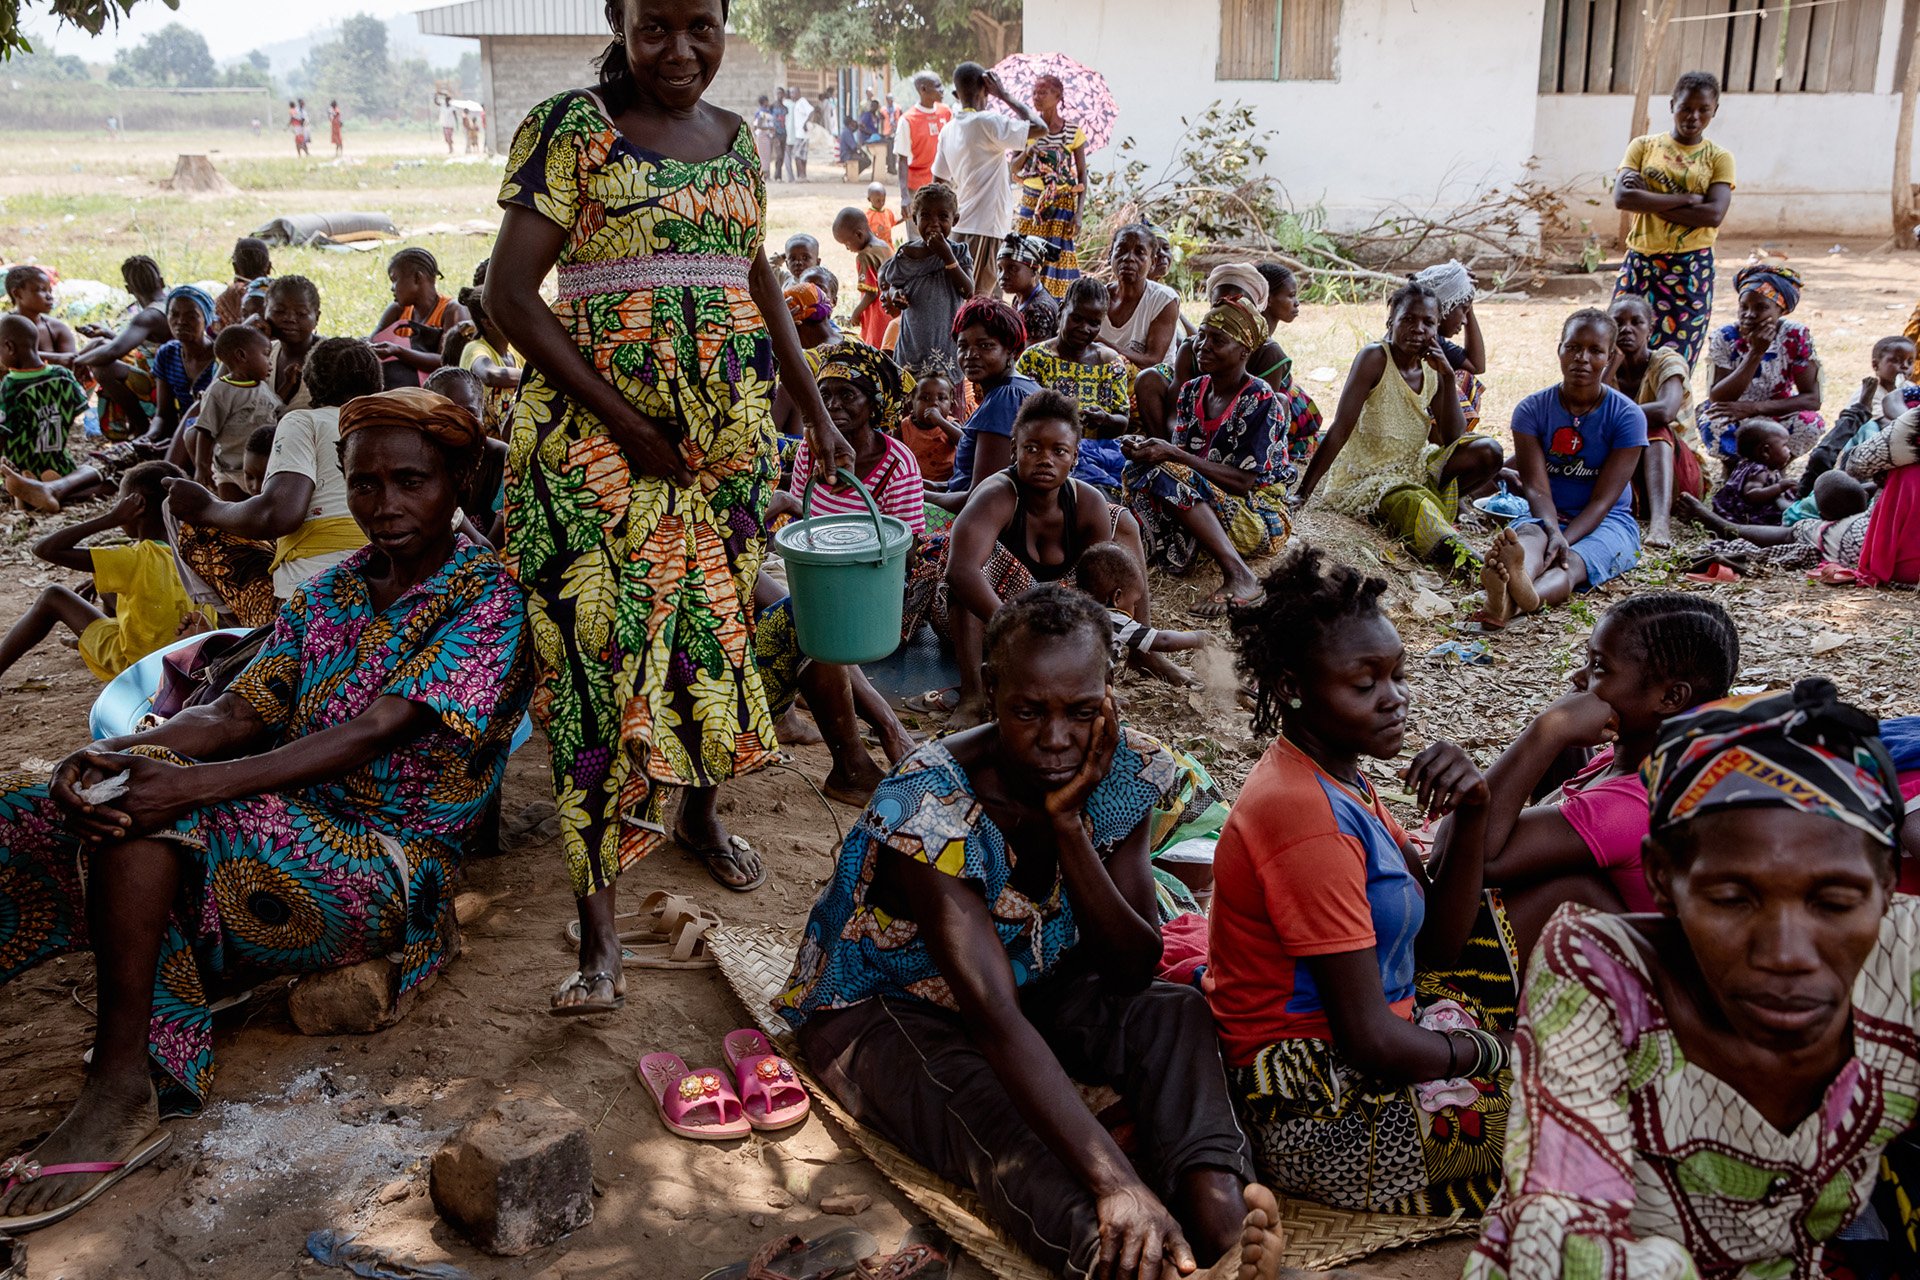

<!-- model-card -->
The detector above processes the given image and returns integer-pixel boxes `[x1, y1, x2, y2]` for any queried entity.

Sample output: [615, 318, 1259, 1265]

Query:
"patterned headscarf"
[338, 387, 483, 452]
[1734, 263, 1803, 315]
[784, 283, 832, 325]
[805, 340, 914, 428]
[1198, 298, 1268, 354]
[165, 285, 215, 327]
[1412, 260, 1474, 315]
[998, 233, 1059, 268]
[1643, 677, 1901, 849]
[243, 276, 273, 306]
[1204, 263, 1269, 311]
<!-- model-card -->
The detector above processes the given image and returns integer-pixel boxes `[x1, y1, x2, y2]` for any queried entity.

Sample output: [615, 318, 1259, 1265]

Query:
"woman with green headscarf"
[1120, 298, 1289, 617]
[1470, 677, 1920, 1279]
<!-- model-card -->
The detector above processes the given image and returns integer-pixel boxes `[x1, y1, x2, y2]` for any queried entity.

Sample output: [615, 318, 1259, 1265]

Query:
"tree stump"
[162, 154, 237, 195]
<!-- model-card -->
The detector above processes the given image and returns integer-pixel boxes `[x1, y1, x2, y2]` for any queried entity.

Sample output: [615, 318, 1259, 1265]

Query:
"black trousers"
[798, 969, 1254, 1278]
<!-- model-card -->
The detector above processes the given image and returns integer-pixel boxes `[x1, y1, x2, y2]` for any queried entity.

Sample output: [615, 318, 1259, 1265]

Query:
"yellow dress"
[499, 90, 779, 898]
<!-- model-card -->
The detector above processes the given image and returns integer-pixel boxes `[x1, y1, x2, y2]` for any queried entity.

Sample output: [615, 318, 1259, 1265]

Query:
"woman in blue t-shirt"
[1482, 308, 1647, 626]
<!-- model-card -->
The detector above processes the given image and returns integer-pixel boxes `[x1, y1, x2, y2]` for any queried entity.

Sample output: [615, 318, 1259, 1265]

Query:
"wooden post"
[1896, 7, 1920, 248]
[1619, 0, 1683, 246]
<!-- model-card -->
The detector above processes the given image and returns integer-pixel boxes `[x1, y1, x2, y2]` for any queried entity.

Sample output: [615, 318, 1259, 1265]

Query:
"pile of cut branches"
[1083, 102, 1599, 301]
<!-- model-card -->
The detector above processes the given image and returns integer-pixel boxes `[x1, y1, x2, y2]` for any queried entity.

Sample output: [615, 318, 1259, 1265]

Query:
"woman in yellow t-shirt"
[1611, 70, 1734, 369]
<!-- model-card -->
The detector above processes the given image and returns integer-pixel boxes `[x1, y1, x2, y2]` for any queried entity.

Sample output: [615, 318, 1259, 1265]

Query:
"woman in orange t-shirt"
[1208, 543, 1513, 1218]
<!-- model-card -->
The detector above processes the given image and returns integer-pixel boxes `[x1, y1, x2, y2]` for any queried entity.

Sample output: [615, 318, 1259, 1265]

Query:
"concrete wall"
[1533, 93, 1920, 241]
[1025, 0, 1915, 239]
[483, 34, 786, 152]
[1023, 0, 1549, 230]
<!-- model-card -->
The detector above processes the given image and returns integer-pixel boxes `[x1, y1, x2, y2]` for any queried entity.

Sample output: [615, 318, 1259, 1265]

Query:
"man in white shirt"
[932, 62, 1042, 297]
[787, 91, 817, 182]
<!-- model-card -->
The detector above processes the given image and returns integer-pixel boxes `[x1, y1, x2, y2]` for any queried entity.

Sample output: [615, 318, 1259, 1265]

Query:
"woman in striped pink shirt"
[776, 341, 926, 537]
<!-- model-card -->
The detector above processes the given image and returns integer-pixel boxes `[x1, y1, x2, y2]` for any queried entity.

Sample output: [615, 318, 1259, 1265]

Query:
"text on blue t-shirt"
[1510, 384, 1648, 517]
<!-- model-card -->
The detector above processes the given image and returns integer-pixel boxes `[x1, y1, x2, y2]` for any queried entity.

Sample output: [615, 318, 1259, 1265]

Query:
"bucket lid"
[774, 512, 915, 565]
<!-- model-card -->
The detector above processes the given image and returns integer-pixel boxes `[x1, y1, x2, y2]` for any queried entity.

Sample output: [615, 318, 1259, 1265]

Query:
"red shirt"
[866, 207, 897, 247]
[899, 105, 951, 191]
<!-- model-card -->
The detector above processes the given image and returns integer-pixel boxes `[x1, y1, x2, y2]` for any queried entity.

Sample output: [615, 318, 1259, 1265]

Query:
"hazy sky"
[27, 0, 444, 63]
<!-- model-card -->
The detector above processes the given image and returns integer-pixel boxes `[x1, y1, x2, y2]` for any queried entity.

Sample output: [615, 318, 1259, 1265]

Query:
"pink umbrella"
[987, 52, 1119, 155]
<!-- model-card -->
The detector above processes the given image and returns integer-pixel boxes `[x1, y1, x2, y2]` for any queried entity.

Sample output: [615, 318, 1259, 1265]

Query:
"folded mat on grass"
[250, 212, 401, 247]
[708, 925, 1473, 1278]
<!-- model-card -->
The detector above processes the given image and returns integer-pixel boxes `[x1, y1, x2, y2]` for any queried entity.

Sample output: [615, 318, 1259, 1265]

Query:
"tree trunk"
[1619, 0, 1683, 247]
[968, 9, 1020, 64]
[1896, 27, 1920, 247]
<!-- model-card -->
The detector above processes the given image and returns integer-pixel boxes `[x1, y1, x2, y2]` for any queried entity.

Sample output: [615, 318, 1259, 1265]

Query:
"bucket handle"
[797, 465, 888, 558]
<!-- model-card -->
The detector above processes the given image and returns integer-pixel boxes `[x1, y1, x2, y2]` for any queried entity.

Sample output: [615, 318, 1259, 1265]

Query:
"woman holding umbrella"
[1012, 72, 1086, 300]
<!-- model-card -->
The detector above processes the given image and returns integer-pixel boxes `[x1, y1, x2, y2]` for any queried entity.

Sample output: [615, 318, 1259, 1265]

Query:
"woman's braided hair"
[1229, 542, 1389, 737]
[1602, 592, 1740, 704]
[1386, 280, 1438, 322]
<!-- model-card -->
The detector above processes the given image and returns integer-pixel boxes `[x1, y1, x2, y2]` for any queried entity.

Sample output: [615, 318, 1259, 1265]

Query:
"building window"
[1217, 0, 1342, 81]
[1540, 0, 1890, 95]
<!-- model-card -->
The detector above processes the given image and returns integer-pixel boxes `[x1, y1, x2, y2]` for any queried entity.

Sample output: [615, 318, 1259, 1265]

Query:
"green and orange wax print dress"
[499, 91, 782, 899]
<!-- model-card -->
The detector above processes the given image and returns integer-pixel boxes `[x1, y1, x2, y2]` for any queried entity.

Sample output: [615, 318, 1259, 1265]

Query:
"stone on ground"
[430, 1093, 593, 1256]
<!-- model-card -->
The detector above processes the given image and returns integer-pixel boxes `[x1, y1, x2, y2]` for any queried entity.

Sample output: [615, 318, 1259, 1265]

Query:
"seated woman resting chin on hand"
[0, 388, 532, 1233]
[1469, 680, 1920, 1280]
[777, 586, 1287, 1280]
[1461, 593, 1739, 961]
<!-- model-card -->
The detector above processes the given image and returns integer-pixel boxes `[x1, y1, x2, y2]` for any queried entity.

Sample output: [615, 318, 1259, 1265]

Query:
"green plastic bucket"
[773, 466, 914, 664]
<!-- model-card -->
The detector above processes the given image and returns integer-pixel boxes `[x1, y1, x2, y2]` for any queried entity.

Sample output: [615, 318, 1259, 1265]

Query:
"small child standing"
[833, 207, 894, 349]
[865, 182, 897, 247]
[1074, 542, 1208, 686]
[192, 324, 282, 499]
[1712, 418, 1795, 525]
[0, 460, 212, 685]
[878, 182, 975, 373]
[775, 234, 820, 290]
[0, 313, 109, 512]
[6, 265, 77, 364]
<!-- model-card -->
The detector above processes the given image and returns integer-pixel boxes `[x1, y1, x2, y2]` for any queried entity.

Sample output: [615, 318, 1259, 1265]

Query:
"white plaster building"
[1024, 0, 1920, 238]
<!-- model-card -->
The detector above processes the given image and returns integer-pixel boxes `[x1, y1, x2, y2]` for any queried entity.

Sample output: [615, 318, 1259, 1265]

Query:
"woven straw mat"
[708, 926, 1473, 1277]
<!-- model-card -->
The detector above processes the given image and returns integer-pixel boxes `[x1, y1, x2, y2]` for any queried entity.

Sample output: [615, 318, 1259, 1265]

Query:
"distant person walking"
[286, 100, 310, 157]
[463, 108, 482, 153]
[328, 100, 344, 158]
[769, 90, 790, 181]
[786, 90, 815, 181]
[438, 94, 458, 155]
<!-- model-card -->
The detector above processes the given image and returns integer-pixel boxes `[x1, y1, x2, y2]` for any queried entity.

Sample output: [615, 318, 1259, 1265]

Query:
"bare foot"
[1645, 514, 1673, 549]
[946, 693, 992, 731]
[775, 706, 824, 747]
[1, 462, 59, 514]
[1196, 1183, 1286, 1280]
[1494, 527, 1541, 614]
[1675, 492, 1733, 537]
[822, 754, 886, 806]
[1478, 540, 1513, 628]
[0, 1073, 161, 1220]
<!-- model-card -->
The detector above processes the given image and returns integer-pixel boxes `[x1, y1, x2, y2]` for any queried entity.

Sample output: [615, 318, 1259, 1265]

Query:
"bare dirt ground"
[2, 130, 1917, 1279]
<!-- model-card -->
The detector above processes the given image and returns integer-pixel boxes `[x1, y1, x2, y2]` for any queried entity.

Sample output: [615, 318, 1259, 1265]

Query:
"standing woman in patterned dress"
[1610, 71, 1733, 369]
[1010, 74, 1084, 301]
[486, 0, 850, 1016]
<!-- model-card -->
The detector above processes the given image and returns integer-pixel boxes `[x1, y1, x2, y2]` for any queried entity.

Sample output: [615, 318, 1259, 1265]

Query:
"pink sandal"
[723, 1028, 810, 1131]
[637, 1052, 751, 1141]
[0, 1129, 171, 1232]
